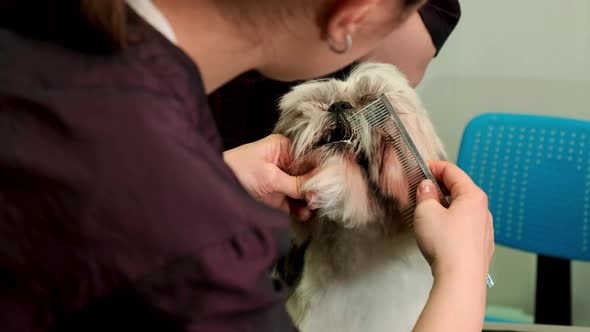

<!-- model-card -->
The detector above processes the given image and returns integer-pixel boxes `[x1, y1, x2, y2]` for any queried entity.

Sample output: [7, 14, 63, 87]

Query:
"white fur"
[302, 153, 377, 226]
[274, 62, 446, 332]
[290, 233, 432, 332]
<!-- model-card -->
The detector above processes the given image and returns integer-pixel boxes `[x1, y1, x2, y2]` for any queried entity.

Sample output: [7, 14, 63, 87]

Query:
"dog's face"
[274, 62, 446, 228]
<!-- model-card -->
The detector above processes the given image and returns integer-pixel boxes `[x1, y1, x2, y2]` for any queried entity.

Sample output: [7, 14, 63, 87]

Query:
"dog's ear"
[397, 107, 447, 162]
[381, 89, 446, 162]
[378, 144, 409, 207]
[347, 62, 447, 162]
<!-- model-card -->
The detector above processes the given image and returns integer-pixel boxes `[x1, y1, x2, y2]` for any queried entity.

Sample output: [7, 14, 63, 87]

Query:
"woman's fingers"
[427, 160, 478, 201]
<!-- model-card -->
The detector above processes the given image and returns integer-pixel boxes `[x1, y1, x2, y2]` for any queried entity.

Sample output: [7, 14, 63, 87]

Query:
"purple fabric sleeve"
[0, 20, 297, 332]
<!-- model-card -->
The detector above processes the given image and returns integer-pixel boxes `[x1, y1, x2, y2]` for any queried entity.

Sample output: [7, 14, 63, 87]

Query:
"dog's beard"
[286, 127, 409, 228]
[274, 62, 446, 229]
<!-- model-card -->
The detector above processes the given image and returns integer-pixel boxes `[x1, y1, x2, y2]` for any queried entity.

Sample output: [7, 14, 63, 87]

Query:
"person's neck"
[152, 0, 265, 94]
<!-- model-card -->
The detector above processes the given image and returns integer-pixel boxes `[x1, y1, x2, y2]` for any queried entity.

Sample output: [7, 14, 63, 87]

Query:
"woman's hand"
[413, 160, 494, 279]
[412, 160, 494, 332]
[223, 134, 312, 220]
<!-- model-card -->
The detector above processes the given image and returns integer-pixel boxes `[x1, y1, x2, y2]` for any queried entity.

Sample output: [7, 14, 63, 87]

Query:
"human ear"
[320, 0, 381, 47]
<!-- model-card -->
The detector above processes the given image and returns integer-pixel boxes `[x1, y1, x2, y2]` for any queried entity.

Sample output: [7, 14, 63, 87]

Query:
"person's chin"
[256, 60, 359, 83]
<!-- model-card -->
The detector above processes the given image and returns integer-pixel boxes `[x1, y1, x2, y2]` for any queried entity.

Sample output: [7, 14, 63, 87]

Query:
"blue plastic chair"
[457, 113, 590, 325]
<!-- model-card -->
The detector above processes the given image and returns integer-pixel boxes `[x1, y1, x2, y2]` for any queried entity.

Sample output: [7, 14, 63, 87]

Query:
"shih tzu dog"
[273, 62, 447, 332]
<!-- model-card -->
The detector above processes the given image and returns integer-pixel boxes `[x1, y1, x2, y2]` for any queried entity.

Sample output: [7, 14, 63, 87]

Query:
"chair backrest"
[457, 113, 590, 262]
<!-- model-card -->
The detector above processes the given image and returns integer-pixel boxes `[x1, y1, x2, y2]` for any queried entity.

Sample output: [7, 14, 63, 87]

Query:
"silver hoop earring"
[327, 33, 352, 54]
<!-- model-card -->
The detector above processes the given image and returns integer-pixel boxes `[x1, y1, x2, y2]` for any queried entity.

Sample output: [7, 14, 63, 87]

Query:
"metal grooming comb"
[346, 94, 494, 289]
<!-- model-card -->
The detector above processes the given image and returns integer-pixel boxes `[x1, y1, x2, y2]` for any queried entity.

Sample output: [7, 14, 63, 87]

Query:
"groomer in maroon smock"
[0, 1, 493, 331]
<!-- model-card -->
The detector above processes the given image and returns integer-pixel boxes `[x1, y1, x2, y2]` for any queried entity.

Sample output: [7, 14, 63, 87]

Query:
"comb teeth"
[346, 94, 448, 224]
[348, 100, 390, 130]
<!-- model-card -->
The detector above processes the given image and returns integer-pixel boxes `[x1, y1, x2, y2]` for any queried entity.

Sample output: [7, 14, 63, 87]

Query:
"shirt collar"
[126, 0, 177, 44]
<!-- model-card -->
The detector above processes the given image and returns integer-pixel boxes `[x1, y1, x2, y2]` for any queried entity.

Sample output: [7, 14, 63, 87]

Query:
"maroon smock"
[0, 7, 295, 332]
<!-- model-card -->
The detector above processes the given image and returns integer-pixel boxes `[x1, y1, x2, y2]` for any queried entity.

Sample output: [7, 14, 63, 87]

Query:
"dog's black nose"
[327, 101, 353, 114]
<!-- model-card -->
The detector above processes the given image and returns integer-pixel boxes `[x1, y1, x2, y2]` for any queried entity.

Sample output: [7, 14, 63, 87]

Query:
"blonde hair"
[80, 0, 128, 49]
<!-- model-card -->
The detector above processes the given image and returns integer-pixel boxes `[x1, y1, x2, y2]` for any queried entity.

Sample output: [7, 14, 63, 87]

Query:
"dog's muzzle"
[319, 101, 373, 171]
[318, 101, 354, 145]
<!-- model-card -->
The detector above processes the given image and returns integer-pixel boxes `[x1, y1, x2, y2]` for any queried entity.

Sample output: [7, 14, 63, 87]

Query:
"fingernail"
[418, 179, 434, 194]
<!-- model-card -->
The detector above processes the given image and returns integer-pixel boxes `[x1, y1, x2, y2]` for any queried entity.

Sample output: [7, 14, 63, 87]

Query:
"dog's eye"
[356, 153, 370, 171]
[316, 136, 329, 147]
[358, 95, 376, 107]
